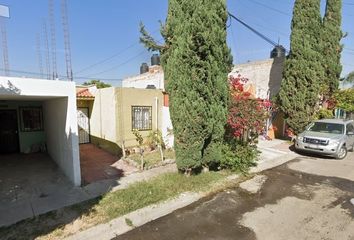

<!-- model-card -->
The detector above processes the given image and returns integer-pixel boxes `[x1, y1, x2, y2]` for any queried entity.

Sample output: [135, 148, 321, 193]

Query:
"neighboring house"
[229, 57, 284, 100]
[80, 86, 165, 155]
[229, 56, 286, 139]
[76, 85, 97, 144]
[122, 58, 174, 147]
[0, 76, 81, 186]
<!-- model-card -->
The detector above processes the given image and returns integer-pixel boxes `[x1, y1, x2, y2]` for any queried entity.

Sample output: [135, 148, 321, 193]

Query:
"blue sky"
[0, 0, 353, 85]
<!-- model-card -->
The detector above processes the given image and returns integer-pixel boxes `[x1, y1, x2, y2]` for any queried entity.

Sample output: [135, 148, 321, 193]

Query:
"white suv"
[295, 119, 354, 159]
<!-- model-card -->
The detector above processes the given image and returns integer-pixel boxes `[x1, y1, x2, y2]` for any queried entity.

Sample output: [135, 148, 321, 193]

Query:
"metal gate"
[77, 108, 90, 144]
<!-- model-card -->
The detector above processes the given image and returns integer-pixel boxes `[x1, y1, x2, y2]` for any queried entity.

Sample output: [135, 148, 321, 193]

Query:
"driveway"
[0, 153, 89, 227]
[115, 152, 354, 240]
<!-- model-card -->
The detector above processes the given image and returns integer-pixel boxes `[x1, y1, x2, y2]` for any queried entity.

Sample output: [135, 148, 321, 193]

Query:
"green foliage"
[278, 0, 323, 134]
[322, 0, 343, 95]
[219, 142, 258, 173]
[132, 129, 144, 146]
[132, 129, 144, 169]
[146, 130, 164, 149]
[315, 108, 334, 119]
[335, 89, 354, 112]
[83, 79, 111, 89]
[140, 0, 232, 172]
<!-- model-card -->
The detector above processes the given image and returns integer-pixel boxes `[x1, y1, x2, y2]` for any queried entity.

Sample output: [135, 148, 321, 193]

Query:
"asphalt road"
[114, 152, 354, 240]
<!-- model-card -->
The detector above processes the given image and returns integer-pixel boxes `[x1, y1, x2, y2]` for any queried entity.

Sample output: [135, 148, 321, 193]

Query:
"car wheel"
[336, 146, 347, 159]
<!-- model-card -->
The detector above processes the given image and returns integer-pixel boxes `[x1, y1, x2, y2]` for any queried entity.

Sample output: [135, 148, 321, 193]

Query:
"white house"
[0, 76, 81, 186]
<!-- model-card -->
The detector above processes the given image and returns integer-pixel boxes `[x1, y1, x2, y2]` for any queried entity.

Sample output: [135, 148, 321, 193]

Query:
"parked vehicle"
[295, 119, 354, 159]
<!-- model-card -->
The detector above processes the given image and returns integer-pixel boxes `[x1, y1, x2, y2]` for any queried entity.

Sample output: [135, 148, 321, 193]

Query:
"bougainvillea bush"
[217, 74, 272, 172]
[227, 74, 271, 143]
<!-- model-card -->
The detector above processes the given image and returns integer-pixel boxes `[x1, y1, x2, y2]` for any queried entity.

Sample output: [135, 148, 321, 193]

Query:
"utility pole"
[61, 0, 73, 81]
[49, 0, 58, 79]
[0, 5, 10, 76]
[36, 33, 44, 78]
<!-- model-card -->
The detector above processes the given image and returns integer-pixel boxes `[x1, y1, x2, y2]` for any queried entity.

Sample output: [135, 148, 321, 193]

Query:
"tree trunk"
[158, 144, 164, 162]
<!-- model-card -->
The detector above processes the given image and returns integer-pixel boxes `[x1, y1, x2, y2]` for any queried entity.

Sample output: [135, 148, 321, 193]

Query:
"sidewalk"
[66, 140, 298, 240]
[1, 139, 296, 228]
[0, 163, 176, 227]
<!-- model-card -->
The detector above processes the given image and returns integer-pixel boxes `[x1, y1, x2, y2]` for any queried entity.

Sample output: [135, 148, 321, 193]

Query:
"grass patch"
[129, 149, 176, 168]
[0, 171, 228, 240]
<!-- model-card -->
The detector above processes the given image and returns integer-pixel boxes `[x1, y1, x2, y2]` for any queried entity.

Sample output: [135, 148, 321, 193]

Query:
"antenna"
[43, 20, 51, 80]
[61, 0, 73, 81]
[0, 5, 10, 76]
[49, 0, 57, 79]
[36, 33, 44, 78]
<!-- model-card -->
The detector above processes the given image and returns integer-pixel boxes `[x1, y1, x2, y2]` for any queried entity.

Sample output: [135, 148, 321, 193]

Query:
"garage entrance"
[0, 110, 19, 153]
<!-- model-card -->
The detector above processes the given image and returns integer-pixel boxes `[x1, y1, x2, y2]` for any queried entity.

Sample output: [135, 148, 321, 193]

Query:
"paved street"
[115, 152, 354, 240]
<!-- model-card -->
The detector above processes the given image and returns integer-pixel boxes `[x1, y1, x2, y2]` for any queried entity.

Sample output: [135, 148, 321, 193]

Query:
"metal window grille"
[20, 107, 44, 132]
[132, 106, 152, 131]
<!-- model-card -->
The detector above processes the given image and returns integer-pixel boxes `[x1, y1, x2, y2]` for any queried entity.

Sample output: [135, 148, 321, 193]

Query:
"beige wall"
[230, 57, 284, 99]
[116, 88, 163, 148]
[88, 87, 163, 155]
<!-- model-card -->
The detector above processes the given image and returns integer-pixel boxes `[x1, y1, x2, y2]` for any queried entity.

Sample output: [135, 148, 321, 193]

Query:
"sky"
[0, 0, 353, 86]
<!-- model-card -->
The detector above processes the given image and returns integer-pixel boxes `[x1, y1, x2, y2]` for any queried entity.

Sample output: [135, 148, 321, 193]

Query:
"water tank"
[140, 63, 149, 74]
[270, 45, 286, 58]
[151, 54, 160, 66]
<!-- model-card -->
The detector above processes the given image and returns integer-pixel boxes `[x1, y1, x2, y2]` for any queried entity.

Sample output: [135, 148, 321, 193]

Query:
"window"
[346, 123, 354, 134]
[132, 106, 152, 131]
[20, 107, 43, 132]
[307, 122, 344, 134]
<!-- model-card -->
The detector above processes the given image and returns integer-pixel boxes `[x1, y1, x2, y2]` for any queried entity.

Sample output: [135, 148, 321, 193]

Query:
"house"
[77, 86, 165, 156]
[0, 76, 81, 186]
[122, 58, 173, 147]
[229, 56, 286, 139]
[76, 85, 97, 144]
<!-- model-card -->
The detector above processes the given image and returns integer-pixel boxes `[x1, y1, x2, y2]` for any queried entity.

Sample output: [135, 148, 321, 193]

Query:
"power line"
[75, 29, 161, 75]
[81, 49, 147, 78]
[245, 0, 291, 17]
[75, 41, 139, 75]
[228, 12, 286, 50]
[0, 67, 123, 82]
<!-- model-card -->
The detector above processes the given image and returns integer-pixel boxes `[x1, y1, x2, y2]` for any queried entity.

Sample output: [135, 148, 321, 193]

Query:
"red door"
[0, 110, 20, 153]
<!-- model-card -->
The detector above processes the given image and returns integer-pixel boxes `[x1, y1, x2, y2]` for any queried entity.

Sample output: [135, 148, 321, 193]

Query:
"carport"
[0, 77, 81, 186]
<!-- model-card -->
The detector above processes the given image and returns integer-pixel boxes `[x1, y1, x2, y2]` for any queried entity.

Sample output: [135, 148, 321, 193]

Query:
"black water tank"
[140, 63, 149, 74]
[270, 45, 286, 58]
[151, 54, 160, 66]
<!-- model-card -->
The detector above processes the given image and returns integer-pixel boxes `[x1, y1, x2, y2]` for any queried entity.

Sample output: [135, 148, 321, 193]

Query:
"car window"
[308, 122, 344, 134]
[346, 123, 354, 134]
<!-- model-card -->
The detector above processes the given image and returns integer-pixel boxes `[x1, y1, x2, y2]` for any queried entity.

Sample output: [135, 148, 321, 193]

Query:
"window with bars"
[20, 107, 44, 132]
[131, 106, 152, 131]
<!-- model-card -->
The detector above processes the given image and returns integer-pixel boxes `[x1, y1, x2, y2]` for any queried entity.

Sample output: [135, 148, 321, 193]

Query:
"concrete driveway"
[0, 153, 89, 227]
[115, 152, 354, 240]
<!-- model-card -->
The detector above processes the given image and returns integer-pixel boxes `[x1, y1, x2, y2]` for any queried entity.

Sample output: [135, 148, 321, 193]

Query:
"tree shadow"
[0, 81, 21, 95]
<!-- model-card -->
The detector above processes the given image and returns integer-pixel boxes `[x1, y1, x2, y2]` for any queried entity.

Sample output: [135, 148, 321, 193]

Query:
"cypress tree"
[278, 0, 323, 134]
[322, 0, 343, 95]
[140, 0, 232, 172]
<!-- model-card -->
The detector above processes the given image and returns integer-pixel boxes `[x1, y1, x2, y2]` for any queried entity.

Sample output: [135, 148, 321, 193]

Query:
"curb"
[66, 152, 298, 240]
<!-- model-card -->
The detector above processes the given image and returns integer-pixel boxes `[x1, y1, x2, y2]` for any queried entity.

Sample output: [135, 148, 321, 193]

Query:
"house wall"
[229, 58, 284, 99]
[89, 87, 121, 155]
[0, 101, 45, 153]
[116, 88, 164, 148]
[122, 66, 164, 90]
[0, 77, 81, 186]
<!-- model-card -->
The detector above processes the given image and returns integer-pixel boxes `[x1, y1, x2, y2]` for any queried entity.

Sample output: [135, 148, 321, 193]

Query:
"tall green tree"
[322, 0, 343, 95]
[278, 0, 324, 134]
[140, 0, 232, 172]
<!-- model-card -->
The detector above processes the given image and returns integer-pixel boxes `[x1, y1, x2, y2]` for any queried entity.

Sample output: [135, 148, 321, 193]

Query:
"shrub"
[219, 142, 259, 173]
